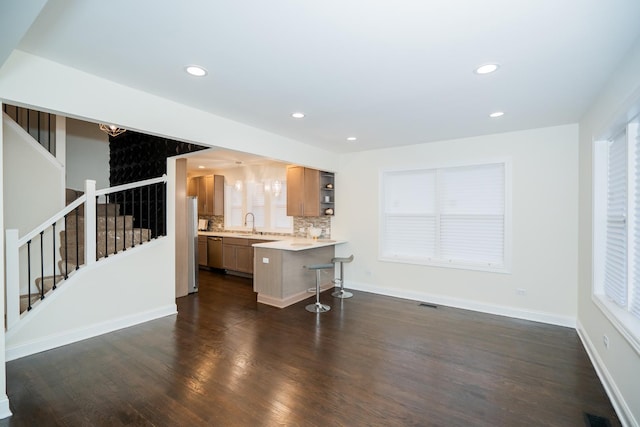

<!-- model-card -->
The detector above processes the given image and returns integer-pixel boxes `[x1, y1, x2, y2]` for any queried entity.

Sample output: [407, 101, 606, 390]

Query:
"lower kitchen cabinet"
[222, 237, 273, 275]
[198, 235, 208, 267]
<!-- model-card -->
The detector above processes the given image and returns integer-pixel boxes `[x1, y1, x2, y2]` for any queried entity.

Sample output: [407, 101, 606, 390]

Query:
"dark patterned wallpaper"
[109, 130, 206, 236]
[109, 130, 206, 185]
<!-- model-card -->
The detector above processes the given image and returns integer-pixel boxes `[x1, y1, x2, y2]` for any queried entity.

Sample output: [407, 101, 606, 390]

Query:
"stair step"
[34, 275, 63, 292]
[19, 274, 60, 313]
[60, 228, 153, 263]
[63, 214, 134, 232]
[71, 203, 121, 217]
[65, 188, 83, 205]
[58, 260, 80, 276]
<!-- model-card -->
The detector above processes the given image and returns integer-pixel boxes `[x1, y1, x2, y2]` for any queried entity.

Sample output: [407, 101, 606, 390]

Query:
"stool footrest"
[305, 263, 334, 270]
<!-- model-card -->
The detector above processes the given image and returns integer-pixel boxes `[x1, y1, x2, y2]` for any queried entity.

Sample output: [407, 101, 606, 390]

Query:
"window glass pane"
[440, 163, 504, 215]
[382, 214, 436, 259]
[384, 170, 435, 214]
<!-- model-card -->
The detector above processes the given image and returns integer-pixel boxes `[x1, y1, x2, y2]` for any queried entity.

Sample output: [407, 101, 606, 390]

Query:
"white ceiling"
[8, 0, 640, 154]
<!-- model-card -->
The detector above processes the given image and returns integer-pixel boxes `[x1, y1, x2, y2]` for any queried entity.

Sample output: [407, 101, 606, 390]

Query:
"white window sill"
[379, 255, 511, 274]
[593, 293, 640, 356]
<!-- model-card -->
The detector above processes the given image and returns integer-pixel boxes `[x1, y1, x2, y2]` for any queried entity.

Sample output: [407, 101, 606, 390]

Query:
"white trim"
[346, 279, 576, 327]
[576, 320, 637, 427]
[5, 304, 177, 362]
[0, 397, 11, 420]
[592, 294, 640, 356]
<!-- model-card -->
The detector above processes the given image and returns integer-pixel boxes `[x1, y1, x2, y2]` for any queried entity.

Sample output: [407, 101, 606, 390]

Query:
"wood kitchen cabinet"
[188, 174, 224, 215]
[286, 166, 335, 217]
[197, 235, 208, 267]
[223, 237, 273, 275]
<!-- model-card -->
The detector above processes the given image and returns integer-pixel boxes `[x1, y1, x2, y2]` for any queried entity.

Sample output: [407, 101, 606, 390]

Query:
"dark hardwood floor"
[2, 269, 619, 426]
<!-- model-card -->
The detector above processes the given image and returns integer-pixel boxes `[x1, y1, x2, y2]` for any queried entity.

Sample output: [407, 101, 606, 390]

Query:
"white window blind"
[633, 129, 640, 318]
[604, 130, 628, 306]
[249, 182, 266, 227]
[381, 162, 508, 271]
[439, 164, 505, 265]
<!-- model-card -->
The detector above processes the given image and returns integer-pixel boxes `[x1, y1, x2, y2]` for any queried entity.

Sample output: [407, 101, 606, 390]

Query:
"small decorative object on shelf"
[326, 183, 333, 189]
[325, 208, 334, 215]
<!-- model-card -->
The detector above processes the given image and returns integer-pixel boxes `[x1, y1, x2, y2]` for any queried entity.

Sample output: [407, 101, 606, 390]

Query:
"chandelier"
[99, 123, 127, 137]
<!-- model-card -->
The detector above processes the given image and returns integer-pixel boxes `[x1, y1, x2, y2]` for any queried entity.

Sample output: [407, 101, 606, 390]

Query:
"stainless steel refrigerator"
[187, 196, 199, 293]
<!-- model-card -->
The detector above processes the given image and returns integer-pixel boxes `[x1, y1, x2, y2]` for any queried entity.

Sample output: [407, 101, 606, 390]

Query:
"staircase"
[19, 189, 152, 313]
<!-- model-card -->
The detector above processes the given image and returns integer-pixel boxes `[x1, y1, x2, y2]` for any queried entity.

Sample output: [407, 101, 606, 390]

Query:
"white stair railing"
[5, 175, 167, 330]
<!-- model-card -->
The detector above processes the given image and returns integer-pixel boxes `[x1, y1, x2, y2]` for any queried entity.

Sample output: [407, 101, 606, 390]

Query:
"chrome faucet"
[244, 212, 256, 234]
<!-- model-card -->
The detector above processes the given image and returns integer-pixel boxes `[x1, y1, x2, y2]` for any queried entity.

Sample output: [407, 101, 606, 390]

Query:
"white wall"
[334, 124, 579, 326]
[66, 118, 109, 190]
[2, 112, 64, 234]
[5, 238, 177, 360]
[577, 38, 640, 427]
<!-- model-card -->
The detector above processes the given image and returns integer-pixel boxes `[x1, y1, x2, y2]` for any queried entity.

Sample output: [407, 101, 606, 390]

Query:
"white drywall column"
[0, 104, 13, 418]
[5, 230, 20, 330]
[55, 115, 66, 206]
[84, 180, 96, 266]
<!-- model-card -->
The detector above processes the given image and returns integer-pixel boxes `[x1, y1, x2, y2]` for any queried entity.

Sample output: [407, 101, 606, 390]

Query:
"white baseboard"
[0, 396, 11, 419]
[346, 280, 576, 328]
[5, 304, 177, 361]
[576, 321, 636, 427]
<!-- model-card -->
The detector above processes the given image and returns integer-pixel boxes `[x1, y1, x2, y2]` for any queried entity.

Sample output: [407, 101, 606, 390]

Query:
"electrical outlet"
[603, 334, 609, 349]
[516, 288, 526, 296]
[262, 257, 269, 264]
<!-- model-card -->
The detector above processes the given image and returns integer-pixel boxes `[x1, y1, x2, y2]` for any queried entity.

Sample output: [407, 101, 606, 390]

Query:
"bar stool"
[331, 254, 354, 299]
[305, 263, 334, 313]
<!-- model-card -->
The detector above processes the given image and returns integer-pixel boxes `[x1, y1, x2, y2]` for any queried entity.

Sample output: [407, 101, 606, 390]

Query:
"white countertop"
[253, 239, 346, 251]
[197, 231, 290, 240]
[197, 231, 345, 251]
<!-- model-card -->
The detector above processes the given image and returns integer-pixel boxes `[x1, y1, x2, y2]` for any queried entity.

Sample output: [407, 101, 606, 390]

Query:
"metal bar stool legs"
[305, 263, 334, 313]
[332, 254, 354, 299]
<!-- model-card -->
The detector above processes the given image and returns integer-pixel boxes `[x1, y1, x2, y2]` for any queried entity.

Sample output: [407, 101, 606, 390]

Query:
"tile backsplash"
[198, 215, 332, 238]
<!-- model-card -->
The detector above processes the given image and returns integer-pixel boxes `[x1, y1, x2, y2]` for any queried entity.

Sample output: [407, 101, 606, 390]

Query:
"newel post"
[84, 180, 97, 266]
[5, 230, 20, 330]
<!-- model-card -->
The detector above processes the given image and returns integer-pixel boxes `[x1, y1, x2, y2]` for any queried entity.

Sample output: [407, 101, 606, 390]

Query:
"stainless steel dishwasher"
[207, 236, 223, 269]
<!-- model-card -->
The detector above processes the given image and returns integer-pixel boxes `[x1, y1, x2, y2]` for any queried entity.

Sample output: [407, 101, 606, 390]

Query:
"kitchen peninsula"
[253, 239, 346, 308]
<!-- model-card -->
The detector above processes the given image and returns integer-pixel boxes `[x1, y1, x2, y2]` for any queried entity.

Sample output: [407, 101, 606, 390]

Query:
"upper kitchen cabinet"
[286, 166, 334, 217]
[188, 174, 224, 215]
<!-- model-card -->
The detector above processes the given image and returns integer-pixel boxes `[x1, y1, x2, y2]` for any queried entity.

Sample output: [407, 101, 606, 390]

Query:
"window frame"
[378, 159, 512, 274]
[593, 117, 640, 355]
[223, 179, 293, 234]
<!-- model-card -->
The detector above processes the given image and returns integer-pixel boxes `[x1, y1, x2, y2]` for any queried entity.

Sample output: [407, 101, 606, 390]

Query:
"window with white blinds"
[594, 116, 640, 349]
[380, 162, 509, 272]
[224, 180, 292, 233]
[604, 130, 627, 306]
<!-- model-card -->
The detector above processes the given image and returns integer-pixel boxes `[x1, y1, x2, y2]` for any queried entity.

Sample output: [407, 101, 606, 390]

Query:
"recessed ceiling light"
[346, 137, 357, 141]
[291, 112, 305, 119]
[185, 65, 208, 77]
[198, 165, 205, 169]
[475, 64, 499, 75]
[489, 111, 505, 118]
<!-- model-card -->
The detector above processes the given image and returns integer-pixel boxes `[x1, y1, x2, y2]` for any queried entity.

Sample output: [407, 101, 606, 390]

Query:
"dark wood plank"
[1, 269, 620, 426]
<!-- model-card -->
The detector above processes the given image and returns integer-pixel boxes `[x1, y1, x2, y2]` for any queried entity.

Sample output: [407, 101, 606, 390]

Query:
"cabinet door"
[197, 176, 206, 214]
[198, 236, 208, 266]
[303, 168, 320, 216]
[286, 166, 305, 216]
[222, 244, 236, 270]
[205, 175, 214, 215]
[236, 246, 253, 273]
[187, 178, 197, 197]
[213, 175, 224, 216]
